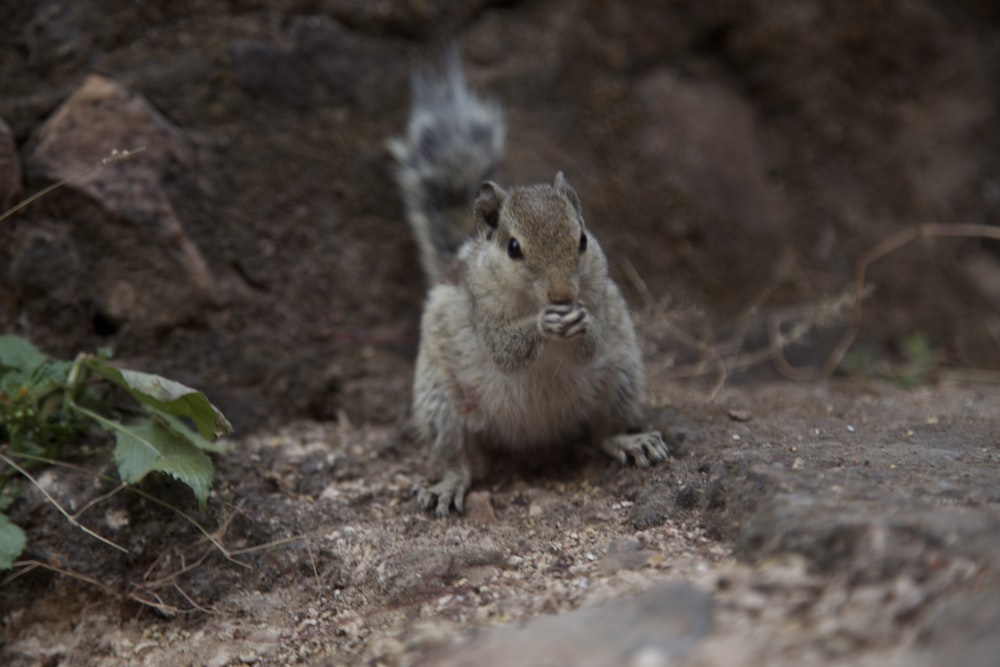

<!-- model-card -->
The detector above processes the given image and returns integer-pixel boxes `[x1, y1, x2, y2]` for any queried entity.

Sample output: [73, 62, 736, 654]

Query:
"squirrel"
[389, 53, 668, 516]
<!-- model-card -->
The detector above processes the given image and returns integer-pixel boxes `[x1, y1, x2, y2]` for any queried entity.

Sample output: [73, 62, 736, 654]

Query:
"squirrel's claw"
[601, 431, 669, 468]
[539, 305, 589, 339]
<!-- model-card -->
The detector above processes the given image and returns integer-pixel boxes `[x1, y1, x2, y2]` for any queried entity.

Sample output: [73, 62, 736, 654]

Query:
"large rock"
[637, 70, 789, 237]
[907, 585, 1000, 667]
[17, 74, 216, 334]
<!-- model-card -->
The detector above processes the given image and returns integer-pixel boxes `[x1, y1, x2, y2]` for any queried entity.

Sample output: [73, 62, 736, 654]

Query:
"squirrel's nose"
[548, 292, 576, 306]
[546, 276, 578, 305]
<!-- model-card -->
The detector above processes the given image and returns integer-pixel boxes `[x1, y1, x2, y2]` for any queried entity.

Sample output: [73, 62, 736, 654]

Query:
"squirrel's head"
[473, 172, 600, 308]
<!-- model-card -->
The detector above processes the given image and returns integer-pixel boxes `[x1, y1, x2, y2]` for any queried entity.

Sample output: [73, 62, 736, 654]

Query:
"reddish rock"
[465, 490, 497, 526]
[24, 74, 216, 328]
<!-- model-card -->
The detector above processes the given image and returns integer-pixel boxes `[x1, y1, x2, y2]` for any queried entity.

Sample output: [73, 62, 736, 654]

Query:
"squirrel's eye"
[507, 237, 523, 260]
[579, 232, 588, 253]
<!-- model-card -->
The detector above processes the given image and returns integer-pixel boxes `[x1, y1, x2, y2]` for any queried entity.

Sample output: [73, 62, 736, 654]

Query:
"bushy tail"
[389, 52, 505, 283]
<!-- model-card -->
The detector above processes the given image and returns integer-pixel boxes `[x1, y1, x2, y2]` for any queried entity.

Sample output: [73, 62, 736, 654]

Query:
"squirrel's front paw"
[416, 468, 470, 518]
[539, 304, 589, 340]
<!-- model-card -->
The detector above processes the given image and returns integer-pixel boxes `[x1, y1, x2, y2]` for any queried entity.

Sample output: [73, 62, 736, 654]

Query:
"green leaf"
[26, 359, 72, 398]
[7, 437, 46, 456]
[0, 513, 27, 570]
[0, 485, 19, 512]
[111, 417, 214, 509]
[155, 412, 227, 454]
[87, 360, 233, 440]
[0, 336, 70, 402]
[0, 335, 49, 374]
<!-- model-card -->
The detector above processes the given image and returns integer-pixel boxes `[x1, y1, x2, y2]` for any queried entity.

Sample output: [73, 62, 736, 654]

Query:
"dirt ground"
[3, 377, 999, 666]
[1, 2, 1000, 666]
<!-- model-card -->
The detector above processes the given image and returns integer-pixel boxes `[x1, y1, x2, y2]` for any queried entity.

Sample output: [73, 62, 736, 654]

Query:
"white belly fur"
[456, 339, 606, 448]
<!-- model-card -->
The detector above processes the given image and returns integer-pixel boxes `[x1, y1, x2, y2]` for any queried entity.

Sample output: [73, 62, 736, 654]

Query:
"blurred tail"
[388, 51, 505, 282]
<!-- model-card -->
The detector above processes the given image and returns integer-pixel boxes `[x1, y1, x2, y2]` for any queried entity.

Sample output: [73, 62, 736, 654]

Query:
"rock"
[634, 69, 795, 314]
[908, 584, 1000, 667]
[637, 70, 790, 236]
[0, 115, 22, 210]
[727, 409, 753, 422]
[738, 496, 1000, 583]
[21, 74, 216, 330]
[426, 582, 713, 667]
[230, 16, 400, 111]
[465, 490, 496, 526]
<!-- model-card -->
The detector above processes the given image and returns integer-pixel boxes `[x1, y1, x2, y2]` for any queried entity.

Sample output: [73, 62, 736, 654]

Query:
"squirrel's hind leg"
[415, 425, 482, 517]
[412, 347, 478, 517]
[600, 343, 669, 467]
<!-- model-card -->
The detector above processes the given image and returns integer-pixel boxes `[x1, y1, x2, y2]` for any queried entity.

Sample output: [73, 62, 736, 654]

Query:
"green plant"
[896, 333, 936, 387]
[0, 335, 232, 569]
[837, 333, 938, 386]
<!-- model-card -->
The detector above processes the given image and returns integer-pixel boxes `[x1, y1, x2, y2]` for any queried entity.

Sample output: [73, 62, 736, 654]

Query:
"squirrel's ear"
[553, 171, 583, 217]
[474, 180, 507, 230]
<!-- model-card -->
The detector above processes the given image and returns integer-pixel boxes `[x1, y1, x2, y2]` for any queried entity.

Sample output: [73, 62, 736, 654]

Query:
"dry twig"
[625, 223, 1000, 391]
[0, 147, 146, 224]
[0, 452, 128, 554]
[823, 223, 1000, 375]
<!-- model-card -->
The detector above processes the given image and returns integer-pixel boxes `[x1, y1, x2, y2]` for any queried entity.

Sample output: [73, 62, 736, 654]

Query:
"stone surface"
[637, 70, 789, 236]
[16, 74, 216, 334]
[26, 74, 210, 289]
[425, 582, 713, 667]
[906, 585, 1000, 667]
[465, 490, 497, 526]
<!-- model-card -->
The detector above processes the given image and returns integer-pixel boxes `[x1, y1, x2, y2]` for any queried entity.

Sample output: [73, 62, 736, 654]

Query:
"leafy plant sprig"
[0, 335, 232, 569]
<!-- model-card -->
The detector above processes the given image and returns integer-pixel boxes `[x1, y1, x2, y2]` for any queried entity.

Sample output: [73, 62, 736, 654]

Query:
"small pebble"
[466, 490, 497, 525]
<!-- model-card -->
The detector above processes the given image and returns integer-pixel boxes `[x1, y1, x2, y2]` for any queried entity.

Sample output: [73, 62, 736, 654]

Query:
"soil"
[1, 2, 1000, 666]
[3, 379, 999, 666]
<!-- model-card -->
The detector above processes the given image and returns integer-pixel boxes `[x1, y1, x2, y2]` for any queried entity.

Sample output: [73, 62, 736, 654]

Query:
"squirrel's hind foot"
[601, 431, 669, 468]
[416, 466, 471, 518]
